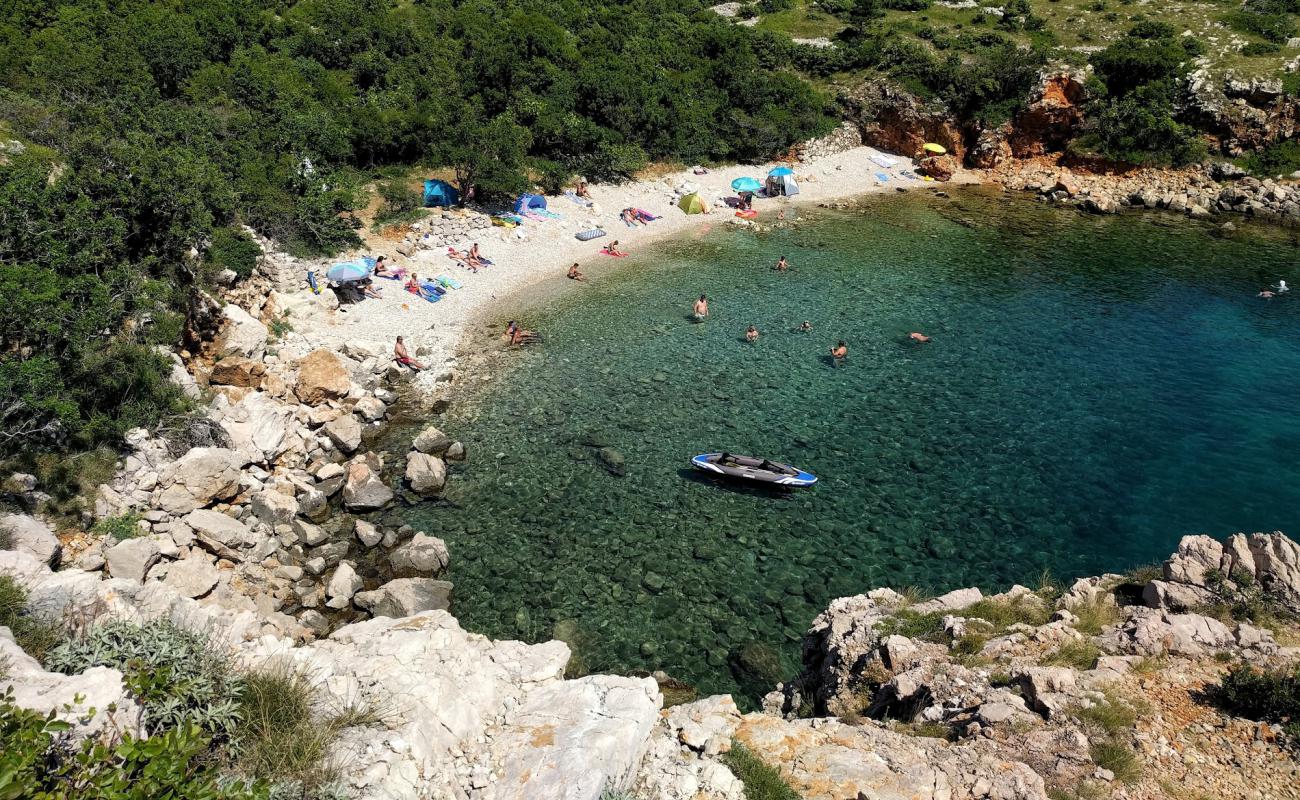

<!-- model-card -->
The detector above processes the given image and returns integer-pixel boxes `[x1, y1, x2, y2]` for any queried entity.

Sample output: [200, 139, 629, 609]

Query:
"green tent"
[677, 193, 705, 214]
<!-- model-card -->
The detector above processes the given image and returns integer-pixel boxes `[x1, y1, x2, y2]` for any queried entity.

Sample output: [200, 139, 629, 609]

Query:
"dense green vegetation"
[721, 743, 801, 800]
[0, 0, 832, 459]
[1080, 21, 1206, 166]
[1217, 662, 1300, 741]
[0, 688, 267, 800]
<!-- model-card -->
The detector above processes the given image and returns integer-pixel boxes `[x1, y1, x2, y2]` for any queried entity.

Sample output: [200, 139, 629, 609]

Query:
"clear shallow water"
[401, 188, 1300, 702]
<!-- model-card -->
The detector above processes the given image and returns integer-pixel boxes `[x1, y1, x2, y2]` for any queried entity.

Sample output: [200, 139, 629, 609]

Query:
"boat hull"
[689, 453, 817, 487]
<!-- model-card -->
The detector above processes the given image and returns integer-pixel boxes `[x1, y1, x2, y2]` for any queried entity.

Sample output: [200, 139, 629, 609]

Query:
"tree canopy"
[0, 0, 833, 455]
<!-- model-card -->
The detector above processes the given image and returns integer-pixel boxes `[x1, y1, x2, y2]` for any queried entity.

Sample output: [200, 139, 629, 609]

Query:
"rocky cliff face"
[841, 70, 1089, 170]
[1187, 71, 1300, 157]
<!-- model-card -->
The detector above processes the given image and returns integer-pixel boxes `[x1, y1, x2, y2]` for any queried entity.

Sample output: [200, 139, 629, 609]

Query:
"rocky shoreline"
[7, 476, 1300, 799]
[3, 274, 1299, 797]
[3, 120, 1300, 798]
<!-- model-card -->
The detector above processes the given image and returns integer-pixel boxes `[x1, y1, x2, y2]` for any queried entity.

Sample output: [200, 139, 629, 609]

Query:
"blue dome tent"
[423, 179, 460, 208]
[513, 194, 548, 214]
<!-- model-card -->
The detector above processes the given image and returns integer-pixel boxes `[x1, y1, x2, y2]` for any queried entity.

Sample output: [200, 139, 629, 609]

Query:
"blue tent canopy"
[513, 193, 548, 214]
[423, 179, 459, 208]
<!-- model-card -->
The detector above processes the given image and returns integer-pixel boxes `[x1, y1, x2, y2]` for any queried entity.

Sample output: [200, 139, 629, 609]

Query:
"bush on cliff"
[45, 620, 245, 746]
[1081, 22, 1206, 166]
[0, 687, 267, 800]
[0, 574, 65, 663]
[722, 743, 801, 800]
[1216, 662, 1300, 740]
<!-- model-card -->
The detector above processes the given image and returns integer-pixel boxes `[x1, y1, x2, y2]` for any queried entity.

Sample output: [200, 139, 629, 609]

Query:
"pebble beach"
[280, 145, 960, 381]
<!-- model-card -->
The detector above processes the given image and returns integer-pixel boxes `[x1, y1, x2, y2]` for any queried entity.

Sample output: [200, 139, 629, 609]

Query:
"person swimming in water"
[775, 256, 788, 272]
[746, 325, 759, 343]
[692, 294, 709, 320]
[830, 341, 847, 364]
[1277, 279, 1290, 293]
[798, 321, 813, 333]
[1260, 289, 1277, 299]
[909, 332, 932, 343]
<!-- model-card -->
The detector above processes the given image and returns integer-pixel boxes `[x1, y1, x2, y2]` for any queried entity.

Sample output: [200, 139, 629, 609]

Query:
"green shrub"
[1088, 740, 1141, 783]
[1224, 8, 1297, 42]
[1216, 663, 1300, 740]
[875, 609, 947, 642]
[1241, 41, 1282, 56]
[1070, 598, 1120, 636]
[1043, 639, 1101, 670]
[963, 595, 1053, 632]
[375, 179, 423, 225]
[1072, 696, 1138, 737]
[0, 687, 266, 800]
[1241, 138, 1300, 178]
[237, 662, 382, 795]
[722, 743, 800, 800]
[759, 0, 796, 12]
[45, 620, 244, 745]
[92, 512, 143, 542]
[0, 573, 65, 662]
[206, 227, 262, 280]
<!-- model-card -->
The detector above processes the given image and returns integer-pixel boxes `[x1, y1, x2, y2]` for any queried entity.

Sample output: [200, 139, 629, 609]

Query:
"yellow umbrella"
[922, 143, 947, 155]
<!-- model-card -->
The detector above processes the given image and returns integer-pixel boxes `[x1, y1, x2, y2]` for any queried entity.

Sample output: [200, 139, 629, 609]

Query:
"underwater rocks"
[597, 447, 627, 476]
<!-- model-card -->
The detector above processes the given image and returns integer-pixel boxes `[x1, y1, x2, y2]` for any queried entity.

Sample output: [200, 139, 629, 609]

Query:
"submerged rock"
[596, 447, 626, 476]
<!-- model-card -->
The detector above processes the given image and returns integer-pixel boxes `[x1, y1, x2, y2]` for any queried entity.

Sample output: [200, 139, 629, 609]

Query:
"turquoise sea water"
[400, 188, 1300, 702]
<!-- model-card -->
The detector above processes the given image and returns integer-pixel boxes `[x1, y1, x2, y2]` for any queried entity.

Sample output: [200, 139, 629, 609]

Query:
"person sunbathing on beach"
[361, 279, 382, 299]
[447, 247, 471, 269]
[405, 273, 436, 301]
[575, 181, 591, 199]
[468, 243, 489, 268]
[746, 325, 759, 343]
[830, 341, 848, 364]
[506, 320, 541, 346]
[692, 295, 709, 320]
[606, 241, 626, 256]
[909, 332, 932, 343]
[621, 208, 639, 228]
[394, 336, 425, 370]
[567, 263, 586, 281]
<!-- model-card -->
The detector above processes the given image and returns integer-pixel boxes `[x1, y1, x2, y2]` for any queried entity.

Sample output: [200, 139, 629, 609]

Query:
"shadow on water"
[676, 468, 802, 500]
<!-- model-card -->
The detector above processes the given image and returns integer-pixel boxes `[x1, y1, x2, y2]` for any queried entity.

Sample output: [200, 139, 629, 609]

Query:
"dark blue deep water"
[401, 188, 1300, 701]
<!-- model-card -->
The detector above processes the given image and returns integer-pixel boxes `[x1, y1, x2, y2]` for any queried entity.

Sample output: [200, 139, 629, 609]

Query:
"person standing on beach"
[692, 294, 709, 321]
[830, 341, 847, 365]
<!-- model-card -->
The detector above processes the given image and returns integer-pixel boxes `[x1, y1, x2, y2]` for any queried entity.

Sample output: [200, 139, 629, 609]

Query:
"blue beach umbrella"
[326, 261, 370, 283]
[768, 166, 794, 177]
[731, 176, 763, 193]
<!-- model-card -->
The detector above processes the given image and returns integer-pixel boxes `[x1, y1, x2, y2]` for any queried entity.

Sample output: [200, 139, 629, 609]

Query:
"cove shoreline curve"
[288, 146, 975, 392]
